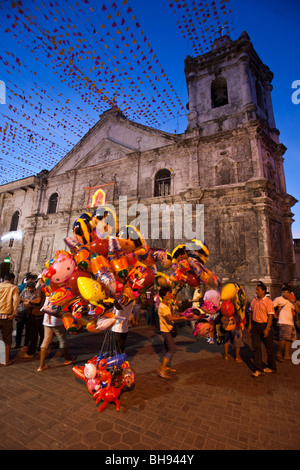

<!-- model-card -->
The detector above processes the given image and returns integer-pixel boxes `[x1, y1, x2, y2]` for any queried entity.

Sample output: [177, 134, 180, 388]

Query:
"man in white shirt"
[112, 301, 134, 354]
[273, 284, 296, 362]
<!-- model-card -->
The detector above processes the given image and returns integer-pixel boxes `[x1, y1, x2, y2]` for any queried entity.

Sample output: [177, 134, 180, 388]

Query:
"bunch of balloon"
[215, 283, 247, 344]
[39, 206, 171, 336]
[72, 353, 136, 413]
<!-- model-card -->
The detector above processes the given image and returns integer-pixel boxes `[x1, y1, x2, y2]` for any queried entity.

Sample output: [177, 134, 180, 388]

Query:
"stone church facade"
[0, 32, 298, 298]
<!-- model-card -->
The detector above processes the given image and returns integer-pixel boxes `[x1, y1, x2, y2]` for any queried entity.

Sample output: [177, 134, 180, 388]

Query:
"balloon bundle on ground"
[72, 330, 135, 412]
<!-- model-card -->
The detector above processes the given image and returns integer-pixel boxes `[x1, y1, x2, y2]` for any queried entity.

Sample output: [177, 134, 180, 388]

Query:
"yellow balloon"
[221, 283, 237, 301]
[77, 277, 106, 306]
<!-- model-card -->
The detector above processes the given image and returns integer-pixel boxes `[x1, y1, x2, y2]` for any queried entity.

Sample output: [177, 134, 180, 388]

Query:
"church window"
[154, 169, 171, 197]
[47, 193, 58, 214]
[216, 159, 235, 185]
[10, 210, 20, 231]
[211, 77, 228, 108]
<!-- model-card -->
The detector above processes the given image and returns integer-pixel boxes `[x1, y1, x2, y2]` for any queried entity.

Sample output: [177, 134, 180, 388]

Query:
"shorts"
[224, 328, 244, 348]
[0, 319, 13, 345]
[279, 324, 297, 342]
[40, 325, 67, 350]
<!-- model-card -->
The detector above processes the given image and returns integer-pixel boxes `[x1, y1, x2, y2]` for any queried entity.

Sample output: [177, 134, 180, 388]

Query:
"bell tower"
[185, 31, 278, 142]
[183, 31, 298, 295]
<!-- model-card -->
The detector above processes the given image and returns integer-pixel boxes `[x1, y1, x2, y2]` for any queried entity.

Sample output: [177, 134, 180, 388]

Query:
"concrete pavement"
[0, 316, 299, 451]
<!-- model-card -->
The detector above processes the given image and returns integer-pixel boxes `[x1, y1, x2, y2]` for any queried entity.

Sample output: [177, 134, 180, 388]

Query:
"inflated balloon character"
[108, 237, 129, 283]
[187, 250, 221, 291]
[189, 239, 210, 264]
[72, 212, 93, 245]
[220, 282, 247, 328]
[117, 225, 144, 254]
[136, 244, 168, 272]
[90, 252, 117, 296]
[193, 317, 215, 343]
[77, 276, 107, 306]
[91, 206, 118, 240]
[86, 311, 116, 333]
[84, 362, 101, 394]
[155, 272, 171, 288]
[61, 313, 87, 334]
[126, 263, 155, 298]
[43, 251, 76, 286]
[64, 297, 89, 320]
[217, 300, 237, 337]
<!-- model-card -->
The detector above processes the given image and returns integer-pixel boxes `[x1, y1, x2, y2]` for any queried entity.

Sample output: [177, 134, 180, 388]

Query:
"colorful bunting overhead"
[0, 0, 234, 185]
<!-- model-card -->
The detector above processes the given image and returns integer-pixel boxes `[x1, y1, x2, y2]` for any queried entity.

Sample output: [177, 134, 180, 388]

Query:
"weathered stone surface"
[0, 32, 297, 297]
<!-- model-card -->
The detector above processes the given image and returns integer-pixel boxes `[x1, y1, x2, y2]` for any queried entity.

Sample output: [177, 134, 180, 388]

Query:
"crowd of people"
[0, 271, 299, 381]
[0, 271, 73, 370]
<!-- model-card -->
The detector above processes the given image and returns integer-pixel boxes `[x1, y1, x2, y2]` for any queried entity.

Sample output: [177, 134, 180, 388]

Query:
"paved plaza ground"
[0, 316, 299, 452]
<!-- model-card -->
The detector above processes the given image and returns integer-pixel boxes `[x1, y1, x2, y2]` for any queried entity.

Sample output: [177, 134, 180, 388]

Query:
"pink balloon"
[126, 252, 138, 266]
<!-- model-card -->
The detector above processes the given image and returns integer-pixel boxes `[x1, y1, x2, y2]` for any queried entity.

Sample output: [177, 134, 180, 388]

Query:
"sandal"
[156, 369, 171, 379]
[166, 367, 176, 372]
[37, 364, 49, 372]
[64, 360, 73, 366]
[252, 370, 264, 378]
[263, 368, 274, 373]
[64, 355, 76, 366]
[24, 354, 35, 359]
[235, 357, 243, 363]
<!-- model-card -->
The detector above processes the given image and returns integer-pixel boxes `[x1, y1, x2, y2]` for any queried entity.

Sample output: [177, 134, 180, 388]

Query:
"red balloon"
[143, 267, 155, 288]
[90, 238, 109, 256]
[116, 281, 124, 294]
[67, 270, 92, 294]
[221, 300, 235, 317]
[187, 273, 198, 287]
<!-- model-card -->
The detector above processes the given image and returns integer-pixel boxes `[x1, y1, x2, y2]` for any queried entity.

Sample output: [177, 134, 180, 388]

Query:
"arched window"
[211, 77, 228, 108]
[154, 169, 171, 197]
[47, 193, 58, 214]
[10, 210, 20, 231]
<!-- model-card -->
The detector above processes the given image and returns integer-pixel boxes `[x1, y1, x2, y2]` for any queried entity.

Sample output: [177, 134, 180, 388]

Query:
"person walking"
[0, 272, 20, 365]
[248, 281, 276, 377]
[37, 298, 73, 372]
[156, 286, 188, 379]
[273, 284, 297, 362]
[145, 284, 155, 325]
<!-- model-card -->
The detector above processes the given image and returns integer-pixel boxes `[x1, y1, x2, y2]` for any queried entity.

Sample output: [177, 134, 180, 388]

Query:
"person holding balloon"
[156, 286, 189, 379]
[111, 300, 135, 354]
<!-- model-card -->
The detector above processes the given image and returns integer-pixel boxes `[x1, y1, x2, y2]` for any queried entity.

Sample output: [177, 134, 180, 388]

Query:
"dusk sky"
[1, 0, 299, 236]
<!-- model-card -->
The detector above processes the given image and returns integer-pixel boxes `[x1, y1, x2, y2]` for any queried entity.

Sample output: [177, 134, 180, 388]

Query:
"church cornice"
[0, 175, 39, 195]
